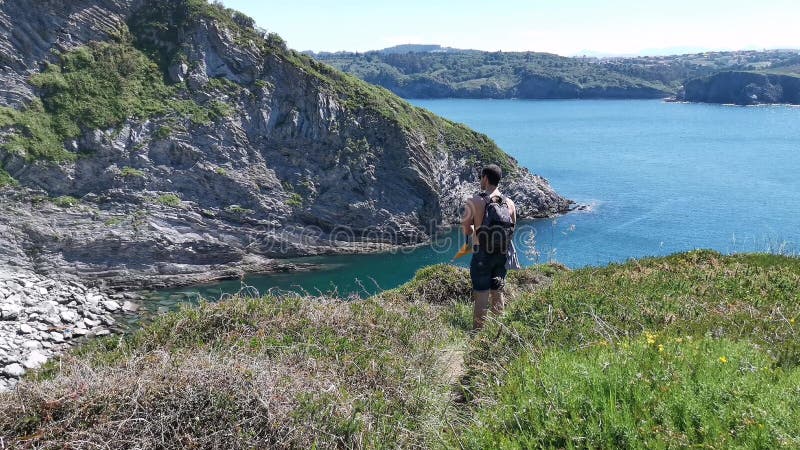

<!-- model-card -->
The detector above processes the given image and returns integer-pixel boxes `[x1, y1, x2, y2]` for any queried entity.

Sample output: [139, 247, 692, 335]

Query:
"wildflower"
[675, 338, 683, 344]
[719, 356, 728, 364]
[658, 344, 664, 353]
[791, 318, 796, 324]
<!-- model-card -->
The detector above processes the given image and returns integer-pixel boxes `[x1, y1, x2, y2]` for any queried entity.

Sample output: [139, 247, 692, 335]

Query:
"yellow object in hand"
[453, 243, 471, 260]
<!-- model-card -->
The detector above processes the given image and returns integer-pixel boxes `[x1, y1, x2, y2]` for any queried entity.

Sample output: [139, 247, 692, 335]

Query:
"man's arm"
[508, 198, 517, 224]
[461, 198, 475, 236]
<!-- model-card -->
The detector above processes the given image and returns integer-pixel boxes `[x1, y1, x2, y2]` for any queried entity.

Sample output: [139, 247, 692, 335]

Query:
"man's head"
[480, 164, 502, 191]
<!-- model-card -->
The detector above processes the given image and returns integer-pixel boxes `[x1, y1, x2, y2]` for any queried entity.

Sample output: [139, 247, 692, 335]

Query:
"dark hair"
[481, 164, 502, 186]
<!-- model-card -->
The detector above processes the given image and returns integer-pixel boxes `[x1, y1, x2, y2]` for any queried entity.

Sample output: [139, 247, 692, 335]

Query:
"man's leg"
[489, 255, 508, 317]
[473, 290, 490, 330]
[489, 289, 504, 315]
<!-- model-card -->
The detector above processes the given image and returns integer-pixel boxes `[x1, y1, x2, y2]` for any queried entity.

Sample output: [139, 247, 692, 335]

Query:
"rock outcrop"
[0, 268, 119, 391]
[677, 71, 800, 105]
[0, 0, 572, 289]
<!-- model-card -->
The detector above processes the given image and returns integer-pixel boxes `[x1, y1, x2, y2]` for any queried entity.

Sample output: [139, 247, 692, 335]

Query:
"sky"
[218, 0, 800, 56]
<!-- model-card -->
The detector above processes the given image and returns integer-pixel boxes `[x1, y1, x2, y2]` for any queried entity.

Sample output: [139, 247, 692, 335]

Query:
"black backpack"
[476, 193, 514, 254]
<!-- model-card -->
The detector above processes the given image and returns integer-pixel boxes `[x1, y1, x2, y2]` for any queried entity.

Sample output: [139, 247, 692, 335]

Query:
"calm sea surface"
[153, 99, 800, 308]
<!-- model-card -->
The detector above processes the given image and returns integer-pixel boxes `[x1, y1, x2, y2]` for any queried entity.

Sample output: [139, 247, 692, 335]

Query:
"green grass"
[457, 250, 800, 448]
[3, 251, 800, 447]
[463, 335, 800, 448]
[0, 100, 75, 161]
[120, 166, 145, 178]
[154, 193, 181, 207]
[0, 167, 16, 186]
[153, 125, 172, 139]
[51, 196, 79, 208]
[0, 38, 228, 162]
[286, 192, 303, 207]
[224, 204, 253, 215]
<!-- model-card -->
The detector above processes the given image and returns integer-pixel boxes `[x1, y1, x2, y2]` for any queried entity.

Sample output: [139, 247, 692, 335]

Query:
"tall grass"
[456, 250, 800, 448]
[2, 251, 799, 448]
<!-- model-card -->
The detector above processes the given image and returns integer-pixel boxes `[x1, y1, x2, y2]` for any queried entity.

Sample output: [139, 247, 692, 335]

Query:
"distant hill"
[310, 47, 800, 100]
[377, 44, 465, 54]
[678, 71, 800, 105]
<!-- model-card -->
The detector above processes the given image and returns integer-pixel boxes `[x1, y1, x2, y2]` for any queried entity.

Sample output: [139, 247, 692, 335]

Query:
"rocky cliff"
[0, 0, 572, 288]
[678, 71, 800, 105]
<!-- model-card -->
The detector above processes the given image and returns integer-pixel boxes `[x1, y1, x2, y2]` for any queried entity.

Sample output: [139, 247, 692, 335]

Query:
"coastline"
[0, 200, 577, 392]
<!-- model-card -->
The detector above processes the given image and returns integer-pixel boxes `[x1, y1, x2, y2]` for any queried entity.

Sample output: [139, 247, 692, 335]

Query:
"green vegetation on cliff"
[3, 250, 800, 447]
[311, 48, 800, 100]
[0, 38, 226, 162]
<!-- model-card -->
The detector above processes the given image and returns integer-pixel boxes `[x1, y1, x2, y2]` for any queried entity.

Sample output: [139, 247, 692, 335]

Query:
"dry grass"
[0, 293, 468, 449]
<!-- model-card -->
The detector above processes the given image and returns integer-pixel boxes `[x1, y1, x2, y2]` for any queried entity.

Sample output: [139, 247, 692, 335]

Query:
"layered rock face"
[678, 71, 800, 105]
[0, 0, 572, 288]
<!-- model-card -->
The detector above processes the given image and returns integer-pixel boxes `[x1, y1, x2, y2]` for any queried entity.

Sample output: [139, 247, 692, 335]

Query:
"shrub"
[207, 100, 233, 120]
[390, 264, 472, 305]
[0, 40, 223, 162]
[52, 196, 78, 208]
[225, 204, 253, 215]
[154, 126, 172, 139]
[0, 101, 75, 162]
[120, 166, 145, 178]
[0, 168, 16, 187]
[155, 193, 181, 207]
[286, 192, 302, 207]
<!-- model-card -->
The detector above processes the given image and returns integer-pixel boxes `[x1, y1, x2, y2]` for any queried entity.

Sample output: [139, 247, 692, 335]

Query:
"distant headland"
[308, 45, 800, 105]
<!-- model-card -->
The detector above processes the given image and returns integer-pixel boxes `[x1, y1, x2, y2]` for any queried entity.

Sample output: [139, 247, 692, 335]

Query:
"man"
[461, 164, 516, 330]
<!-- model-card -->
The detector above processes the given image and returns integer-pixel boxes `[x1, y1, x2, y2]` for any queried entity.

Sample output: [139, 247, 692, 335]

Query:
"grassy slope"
[460, 250, 800, 448]
[2, 250, 800, 448]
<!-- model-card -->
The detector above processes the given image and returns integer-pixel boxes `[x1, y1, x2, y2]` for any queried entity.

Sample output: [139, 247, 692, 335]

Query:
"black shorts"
[470, 249, 507, 292]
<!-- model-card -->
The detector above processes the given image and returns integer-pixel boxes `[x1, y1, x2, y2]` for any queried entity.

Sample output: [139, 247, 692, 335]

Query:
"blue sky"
[219, 0, 800, 56]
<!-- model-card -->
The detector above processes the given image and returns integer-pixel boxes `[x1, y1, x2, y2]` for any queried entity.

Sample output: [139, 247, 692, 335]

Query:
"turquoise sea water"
[156, 99, 800, 304]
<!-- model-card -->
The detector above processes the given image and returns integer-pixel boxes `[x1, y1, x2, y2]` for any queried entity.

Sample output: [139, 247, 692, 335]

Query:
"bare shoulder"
[466, 194, 485, 208]
[505, 196, 517, 219]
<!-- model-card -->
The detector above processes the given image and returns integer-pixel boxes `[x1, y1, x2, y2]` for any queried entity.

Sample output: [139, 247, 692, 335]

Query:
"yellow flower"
[647, 337, 656, 345]
[719, 356, 728, 364]
[658, 344, 664, 353]
[675, 338, 683, 344]
[791, 318, 796, 324]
